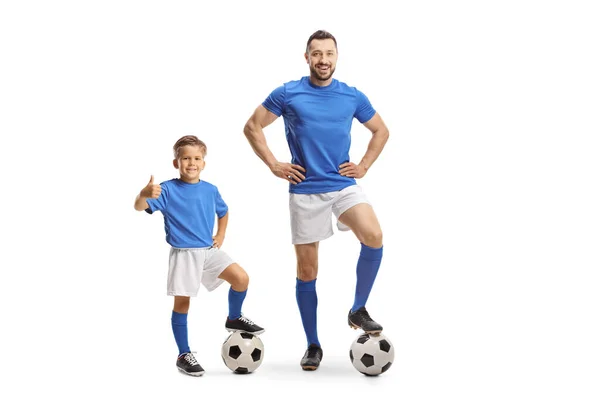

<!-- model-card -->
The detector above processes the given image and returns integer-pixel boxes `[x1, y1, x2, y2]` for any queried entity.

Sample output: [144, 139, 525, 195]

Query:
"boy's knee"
[173, 296, 190, 313]
[237, 269, 250, 288]
[229, 266, 249, 290]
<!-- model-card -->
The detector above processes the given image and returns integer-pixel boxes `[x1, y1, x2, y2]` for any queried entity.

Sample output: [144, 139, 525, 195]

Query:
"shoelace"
[183, 352, 199, 366]
[239, 315, 255, 326]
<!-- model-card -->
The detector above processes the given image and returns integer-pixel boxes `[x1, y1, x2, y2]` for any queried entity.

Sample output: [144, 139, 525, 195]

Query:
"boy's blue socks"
[171, 311, 190, 356]
[228, 288, 247, 320]
[296, 278, 320, 347]
[351, 244, 383, 312]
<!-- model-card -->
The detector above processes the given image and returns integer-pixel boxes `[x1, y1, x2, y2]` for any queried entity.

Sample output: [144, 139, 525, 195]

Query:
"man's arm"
[243, 105, 280, 169]
[243, 105, 306, 184]
[340, 113, 390, 178]
[359, 112, 390, 171]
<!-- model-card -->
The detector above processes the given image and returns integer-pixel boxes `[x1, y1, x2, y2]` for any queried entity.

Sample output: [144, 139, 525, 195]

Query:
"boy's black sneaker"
[348, 306, 383, 334]
[300, 344, 323, 371]
[176, 352, 205, 376]
[225, 314, 265, 335]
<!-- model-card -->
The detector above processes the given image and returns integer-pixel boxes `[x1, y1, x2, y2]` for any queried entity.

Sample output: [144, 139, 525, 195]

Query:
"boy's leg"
[218, 263, 249, 320]
[172, 296, 191, 356]
[206, 252, 264, 334]
[172, 296, 204, 376]
[168, 248, 205, 376]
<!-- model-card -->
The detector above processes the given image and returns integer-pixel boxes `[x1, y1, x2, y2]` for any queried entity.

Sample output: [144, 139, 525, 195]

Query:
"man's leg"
[295, 242, 324, 370]
[338, 203, 385, 334]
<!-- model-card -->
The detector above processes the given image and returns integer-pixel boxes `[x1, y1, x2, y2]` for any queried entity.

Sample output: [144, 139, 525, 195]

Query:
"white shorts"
[289, 184, 370, 245]
[167, 247, 234, 296]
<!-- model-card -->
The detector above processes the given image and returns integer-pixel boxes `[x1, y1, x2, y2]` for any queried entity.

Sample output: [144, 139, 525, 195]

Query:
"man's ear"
[173, 159, 178, 169]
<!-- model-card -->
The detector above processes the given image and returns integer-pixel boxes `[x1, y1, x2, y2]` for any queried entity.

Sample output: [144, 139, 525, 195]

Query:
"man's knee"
[297, 262, 317, 281]
[361, 229, 383, 248]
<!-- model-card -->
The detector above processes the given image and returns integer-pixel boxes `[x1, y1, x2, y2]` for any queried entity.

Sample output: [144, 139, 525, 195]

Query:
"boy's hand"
[140, 175, 161, 199]
[212, 233, 225, 249]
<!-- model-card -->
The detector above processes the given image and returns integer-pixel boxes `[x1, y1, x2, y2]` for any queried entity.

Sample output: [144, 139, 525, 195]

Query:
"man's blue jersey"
[263, 76, 376, 194]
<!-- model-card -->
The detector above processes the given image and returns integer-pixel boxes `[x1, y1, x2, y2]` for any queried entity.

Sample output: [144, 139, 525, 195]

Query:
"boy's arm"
[212, 211, 229, 248]
[134, 175, 162, 211]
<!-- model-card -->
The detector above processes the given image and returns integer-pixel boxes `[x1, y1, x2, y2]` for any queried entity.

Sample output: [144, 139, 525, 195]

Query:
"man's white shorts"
[289, 184, 369, 245]
[167, 247, 234, 296]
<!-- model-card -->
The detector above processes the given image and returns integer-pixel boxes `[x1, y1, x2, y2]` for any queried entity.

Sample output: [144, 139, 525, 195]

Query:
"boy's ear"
[172, 159, 178, 169]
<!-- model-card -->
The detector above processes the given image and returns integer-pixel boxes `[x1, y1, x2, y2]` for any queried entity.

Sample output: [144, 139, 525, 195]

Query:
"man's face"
[305, 38, 337, 82]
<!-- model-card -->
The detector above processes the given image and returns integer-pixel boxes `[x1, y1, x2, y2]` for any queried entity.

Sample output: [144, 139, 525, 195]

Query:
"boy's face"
[173, 145, 205, 183]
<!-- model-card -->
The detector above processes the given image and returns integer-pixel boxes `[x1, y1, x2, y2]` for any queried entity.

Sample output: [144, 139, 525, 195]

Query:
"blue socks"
[352, 243, 383, 312]
[172, 288, 248, 357]
[228, 288, 247, 320]
[296, 278, 320, 348]
[171, 311, 190, 356]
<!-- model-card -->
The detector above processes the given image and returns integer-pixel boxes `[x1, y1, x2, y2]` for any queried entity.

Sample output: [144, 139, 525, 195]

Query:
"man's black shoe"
[348, 306, 383, 334]
[300, 344, 323, 371]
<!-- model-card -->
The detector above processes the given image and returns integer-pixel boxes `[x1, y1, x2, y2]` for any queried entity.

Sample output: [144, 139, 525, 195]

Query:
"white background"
[1, 0, 599, 399]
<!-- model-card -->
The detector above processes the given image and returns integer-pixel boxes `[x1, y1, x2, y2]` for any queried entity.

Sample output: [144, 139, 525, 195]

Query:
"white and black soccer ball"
[349, 333, 394, 376]
[221, 331, 264, 374]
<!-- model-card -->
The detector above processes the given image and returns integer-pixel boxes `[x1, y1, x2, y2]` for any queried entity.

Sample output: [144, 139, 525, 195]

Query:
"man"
[243, 30, 390, 371]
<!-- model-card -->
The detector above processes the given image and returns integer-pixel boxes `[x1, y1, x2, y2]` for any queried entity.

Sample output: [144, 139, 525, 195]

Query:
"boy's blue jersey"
[262, 76, 376, 194]
[146, 179, 228, 248]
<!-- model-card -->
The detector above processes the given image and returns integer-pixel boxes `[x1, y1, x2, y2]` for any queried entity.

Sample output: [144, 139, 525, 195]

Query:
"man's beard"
[310, 64, 335, 81]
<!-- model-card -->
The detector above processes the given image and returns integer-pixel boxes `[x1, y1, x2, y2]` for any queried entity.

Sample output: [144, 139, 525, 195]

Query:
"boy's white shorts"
[167, 247, 234, 296]
[289, 184, 370, 245]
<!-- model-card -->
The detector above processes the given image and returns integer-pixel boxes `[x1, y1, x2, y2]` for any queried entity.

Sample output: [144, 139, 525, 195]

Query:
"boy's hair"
[173, 135, 207, 158]
[306, 30, 337, 53]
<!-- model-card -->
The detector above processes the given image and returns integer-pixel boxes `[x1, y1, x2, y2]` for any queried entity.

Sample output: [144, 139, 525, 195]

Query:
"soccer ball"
[349, 333, 394, 376]
[221, 331, 264, 374]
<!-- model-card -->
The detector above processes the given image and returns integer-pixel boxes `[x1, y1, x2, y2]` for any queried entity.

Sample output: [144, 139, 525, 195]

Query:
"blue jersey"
[262, 76, 376, 194]
[145, 179, 228, 248]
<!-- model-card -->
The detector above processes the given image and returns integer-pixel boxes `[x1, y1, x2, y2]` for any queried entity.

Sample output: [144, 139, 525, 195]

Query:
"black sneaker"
[300, 344, 323, 371]
[225, 314, 265, 335]
[176, 352, 205, 376]
[348, 306, 383, 334]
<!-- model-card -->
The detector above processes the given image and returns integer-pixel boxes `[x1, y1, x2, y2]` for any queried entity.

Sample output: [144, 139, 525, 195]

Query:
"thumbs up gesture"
[141, 175, 162, 199]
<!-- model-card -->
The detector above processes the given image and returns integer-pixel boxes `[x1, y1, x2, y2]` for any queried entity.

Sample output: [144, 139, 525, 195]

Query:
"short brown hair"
[306, 30, 337, 53]
[173, 135, 207, 158]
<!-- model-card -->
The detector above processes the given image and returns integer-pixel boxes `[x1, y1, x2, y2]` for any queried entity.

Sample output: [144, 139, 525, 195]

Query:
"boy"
[134, 135, 264, 376]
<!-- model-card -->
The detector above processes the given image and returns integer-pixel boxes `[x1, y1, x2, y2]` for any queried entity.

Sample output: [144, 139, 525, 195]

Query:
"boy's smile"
[173, 145, 205, 183]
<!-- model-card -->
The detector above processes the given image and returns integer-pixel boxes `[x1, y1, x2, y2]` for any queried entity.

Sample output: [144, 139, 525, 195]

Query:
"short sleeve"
[262, 85, 286, 117]
[354, 89, 376, 123]
[145, 183, 168, 214]
[215, 188, 228, 218]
